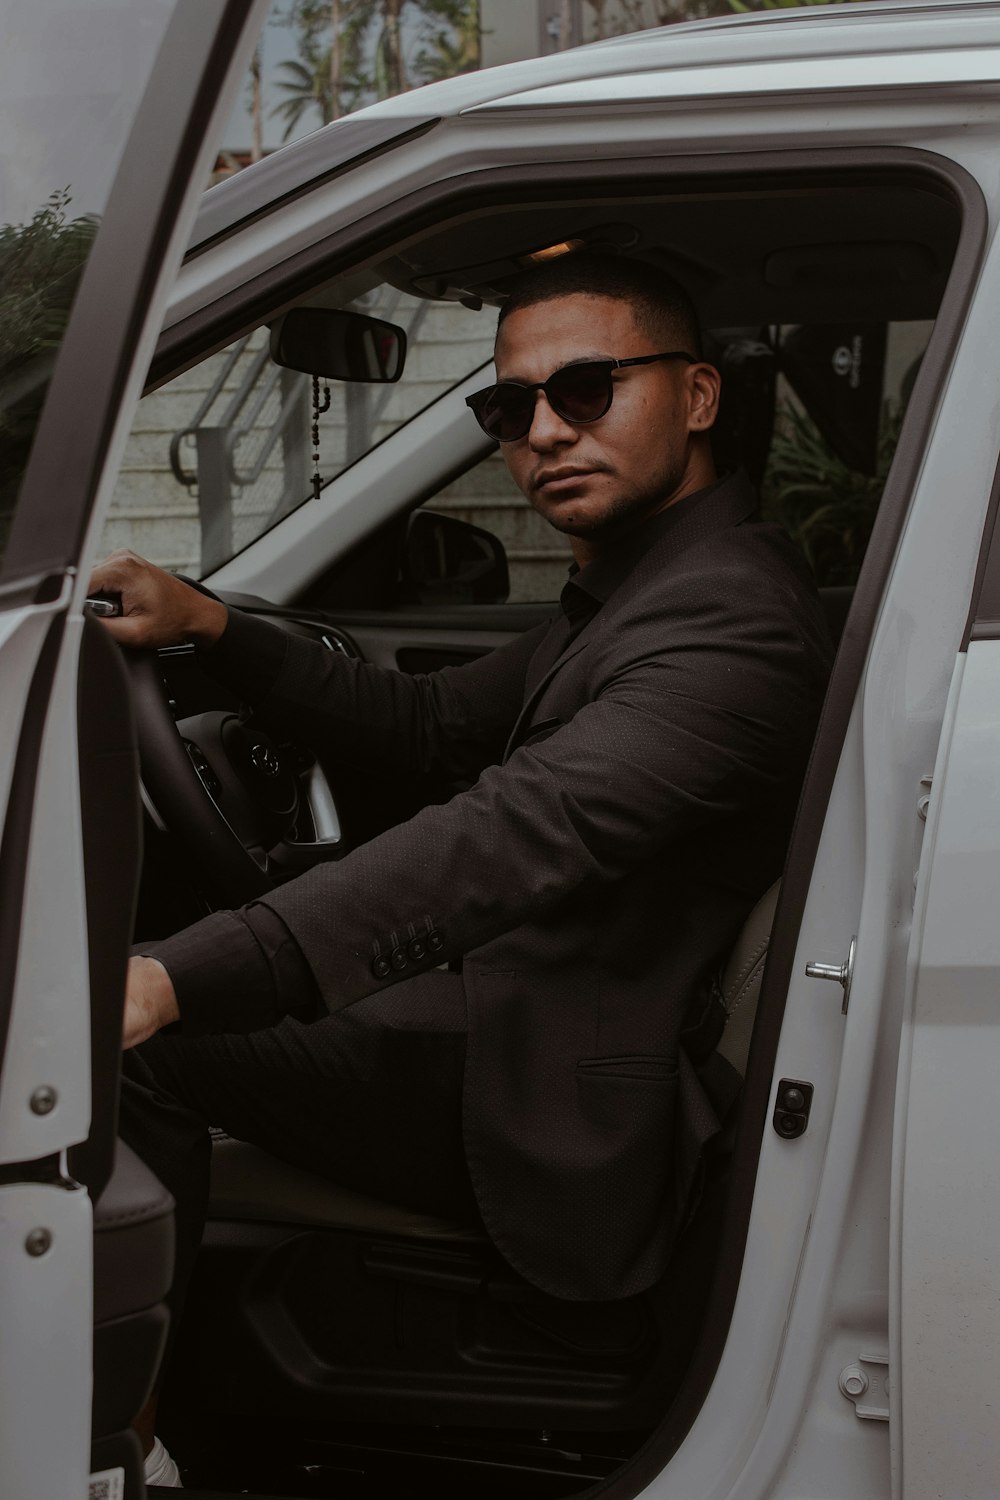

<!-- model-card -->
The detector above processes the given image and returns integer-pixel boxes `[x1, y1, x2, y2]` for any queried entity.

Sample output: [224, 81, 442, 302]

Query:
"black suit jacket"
[161, 473, 832, 1300]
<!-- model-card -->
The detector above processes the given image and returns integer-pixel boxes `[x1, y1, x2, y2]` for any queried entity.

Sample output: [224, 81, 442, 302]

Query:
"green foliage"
[411, 0, 480, 82]
[760, 401, 904, 586]
[271, 0, 480, 137]
[582, 0, 719, 35]
[727, 0, 867, 9]
[0, 189, 97, 376]
[270, 53, 337, 137]
[0, 189, 98, 548]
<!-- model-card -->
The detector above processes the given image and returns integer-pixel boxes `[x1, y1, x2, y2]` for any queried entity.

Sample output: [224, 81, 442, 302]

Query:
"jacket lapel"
[504, 473, 759, 759]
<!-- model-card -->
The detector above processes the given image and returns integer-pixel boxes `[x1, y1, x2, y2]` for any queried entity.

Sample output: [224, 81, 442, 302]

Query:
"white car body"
[2, 3, 1000, 1497]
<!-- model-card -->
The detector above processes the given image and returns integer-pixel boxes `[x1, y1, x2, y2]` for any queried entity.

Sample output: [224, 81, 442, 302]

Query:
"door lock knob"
[805, 936, 856, 1014]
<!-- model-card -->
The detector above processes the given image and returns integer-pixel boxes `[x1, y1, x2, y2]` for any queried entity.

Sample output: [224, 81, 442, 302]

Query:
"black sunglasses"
[465, 351, 697, 443]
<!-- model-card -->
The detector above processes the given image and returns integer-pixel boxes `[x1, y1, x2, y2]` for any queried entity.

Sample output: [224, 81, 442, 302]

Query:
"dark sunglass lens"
[480, 384, 533, 442]
[549, 363, 612, 424]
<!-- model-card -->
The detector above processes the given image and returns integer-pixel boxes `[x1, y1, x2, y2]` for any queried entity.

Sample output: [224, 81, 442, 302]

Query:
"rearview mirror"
[269, 307, 406, 383]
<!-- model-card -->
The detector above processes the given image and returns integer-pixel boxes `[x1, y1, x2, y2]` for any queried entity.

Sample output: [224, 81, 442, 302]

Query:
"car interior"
[89, 160, 964, 1498]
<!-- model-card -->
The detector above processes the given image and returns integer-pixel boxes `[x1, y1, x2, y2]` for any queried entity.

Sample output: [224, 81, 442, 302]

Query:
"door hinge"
[917, 774, 932, 822]
[839, 1352, 889, 1421]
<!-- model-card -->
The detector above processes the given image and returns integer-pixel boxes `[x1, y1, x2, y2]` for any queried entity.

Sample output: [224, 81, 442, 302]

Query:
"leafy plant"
[270, 52, 338, 136]
[0, 189, 98, 549]
[760, 401, 904, 586]
[0, 189, 97, 377]
[411, 0, 480, 82]
[271, 0, 480, 139]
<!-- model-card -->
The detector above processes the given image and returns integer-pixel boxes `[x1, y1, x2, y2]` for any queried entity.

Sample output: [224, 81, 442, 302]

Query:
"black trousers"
[118, 972, 480, 1334]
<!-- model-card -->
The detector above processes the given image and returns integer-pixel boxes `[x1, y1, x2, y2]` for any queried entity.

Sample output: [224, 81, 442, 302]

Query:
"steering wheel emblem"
[250, 743, 281, 778]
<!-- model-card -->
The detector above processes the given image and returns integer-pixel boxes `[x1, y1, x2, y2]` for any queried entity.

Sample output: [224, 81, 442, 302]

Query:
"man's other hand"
[88, 550, 228, 649]
[123, 956, 180, 1049]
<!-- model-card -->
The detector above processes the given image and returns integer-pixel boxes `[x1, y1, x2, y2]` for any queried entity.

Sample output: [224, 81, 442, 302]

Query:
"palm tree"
[271, 53, 337, 138]
[330, 0, 343, 120]
[271, 0, 481, 137]
[411, 1, 479, 83]
[271, 0, 358, 135]
[249, 46, 264, 160]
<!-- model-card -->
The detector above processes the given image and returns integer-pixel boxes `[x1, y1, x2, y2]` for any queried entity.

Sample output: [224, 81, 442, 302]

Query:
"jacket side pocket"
[577, 1054, 677, 1083]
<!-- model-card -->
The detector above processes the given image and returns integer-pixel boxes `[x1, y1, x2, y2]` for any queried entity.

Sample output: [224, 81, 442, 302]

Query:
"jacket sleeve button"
[372, 956, 392, 979]
[408, 938, 427, 961]
[390, 948, 408, 971]
[426, 930, 444, 953]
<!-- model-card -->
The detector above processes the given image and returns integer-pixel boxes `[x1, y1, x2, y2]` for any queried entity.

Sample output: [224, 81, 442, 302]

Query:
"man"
[93, 251, 830, 1346]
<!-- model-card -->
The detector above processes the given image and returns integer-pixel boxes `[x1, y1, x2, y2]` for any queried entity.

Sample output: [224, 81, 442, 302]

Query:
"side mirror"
[401, 510, 510, 606]
[269, 307, 406, 382]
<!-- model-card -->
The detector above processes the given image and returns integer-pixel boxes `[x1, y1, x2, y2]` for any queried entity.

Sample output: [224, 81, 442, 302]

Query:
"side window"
[0, 2, 176, 578]
[431, 450, 573, 604]
[757, 319, 933, 588]
[105, 276, 933, 609]
[104, 292, 498, 576]
[421, 317, 933, 609]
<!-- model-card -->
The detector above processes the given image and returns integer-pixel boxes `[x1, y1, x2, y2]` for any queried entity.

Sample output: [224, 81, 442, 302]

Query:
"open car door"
[0, 5, 269, 1497]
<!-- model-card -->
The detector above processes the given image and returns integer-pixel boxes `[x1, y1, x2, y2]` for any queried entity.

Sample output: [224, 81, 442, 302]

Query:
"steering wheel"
[126, 647, 343, 908]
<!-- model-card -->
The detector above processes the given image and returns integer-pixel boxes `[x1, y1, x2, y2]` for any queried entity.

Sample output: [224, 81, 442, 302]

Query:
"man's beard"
[542, 464, 687, 542]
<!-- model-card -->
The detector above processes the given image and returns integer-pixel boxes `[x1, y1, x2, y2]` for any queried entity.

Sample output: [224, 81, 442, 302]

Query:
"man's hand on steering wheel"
[88, 549, 228, 649]
[89, 548, 344, 939]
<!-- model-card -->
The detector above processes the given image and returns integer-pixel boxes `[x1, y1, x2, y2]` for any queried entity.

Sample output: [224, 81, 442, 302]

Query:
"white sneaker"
[144, 1434, 183, 1488]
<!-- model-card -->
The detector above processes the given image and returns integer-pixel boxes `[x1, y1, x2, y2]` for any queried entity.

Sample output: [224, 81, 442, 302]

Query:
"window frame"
[136, 143, 989, 1485]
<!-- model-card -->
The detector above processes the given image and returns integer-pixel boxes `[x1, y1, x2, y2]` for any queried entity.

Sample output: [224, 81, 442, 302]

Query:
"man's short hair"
[497, 252, 703, 360]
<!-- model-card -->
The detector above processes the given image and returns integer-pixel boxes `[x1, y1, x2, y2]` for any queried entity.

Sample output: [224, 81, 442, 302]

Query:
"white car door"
[893, 458, 1000, 1500]
[0, 5, 268, 1498]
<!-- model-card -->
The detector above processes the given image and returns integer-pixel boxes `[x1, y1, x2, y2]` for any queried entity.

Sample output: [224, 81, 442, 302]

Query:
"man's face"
[493, 293, 719, 554]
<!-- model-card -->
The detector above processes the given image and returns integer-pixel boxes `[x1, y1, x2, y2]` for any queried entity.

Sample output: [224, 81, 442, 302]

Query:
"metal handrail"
[168, 335, 253, 485]
[225, 366, 308, 487]
[167, 296, 443, 593]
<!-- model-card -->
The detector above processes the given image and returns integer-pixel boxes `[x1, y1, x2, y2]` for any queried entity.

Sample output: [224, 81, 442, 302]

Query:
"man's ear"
[686, 362, 722, 433]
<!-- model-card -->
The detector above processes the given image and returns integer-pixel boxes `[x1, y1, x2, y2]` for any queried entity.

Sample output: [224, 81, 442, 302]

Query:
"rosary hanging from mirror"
[311, 374, 331, 500]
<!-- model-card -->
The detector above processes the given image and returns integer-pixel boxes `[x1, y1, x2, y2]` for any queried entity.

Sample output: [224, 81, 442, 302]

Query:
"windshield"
[105, 288, 498, 577]
[0, 0, 178, 565]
